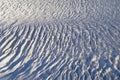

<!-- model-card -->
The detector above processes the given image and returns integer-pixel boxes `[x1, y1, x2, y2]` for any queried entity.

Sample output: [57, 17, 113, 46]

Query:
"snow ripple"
[0, 21, 120, 80]
[0, 0, 120, 79]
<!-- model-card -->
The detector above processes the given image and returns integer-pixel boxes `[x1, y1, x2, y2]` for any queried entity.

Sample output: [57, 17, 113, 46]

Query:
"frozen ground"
[0, 0, 120, 80]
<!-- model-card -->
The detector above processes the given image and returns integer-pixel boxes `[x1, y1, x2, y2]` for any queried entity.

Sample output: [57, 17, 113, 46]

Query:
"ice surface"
[0, 0, 120, 80]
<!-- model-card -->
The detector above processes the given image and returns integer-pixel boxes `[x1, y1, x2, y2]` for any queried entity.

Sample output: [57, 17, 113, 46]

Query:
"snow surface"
[0, 0, 120, 80]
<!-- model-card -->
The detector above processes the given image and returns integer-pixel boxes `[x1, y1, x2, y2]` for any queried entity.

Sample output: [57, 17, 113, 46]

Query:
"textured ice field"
[0, 0, 120, 80]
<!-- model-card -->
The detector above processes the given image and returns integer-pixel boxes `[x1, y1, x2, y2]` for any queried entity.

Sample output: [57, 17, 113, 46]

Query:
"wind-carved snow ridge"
[0, 0, 120, 80]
